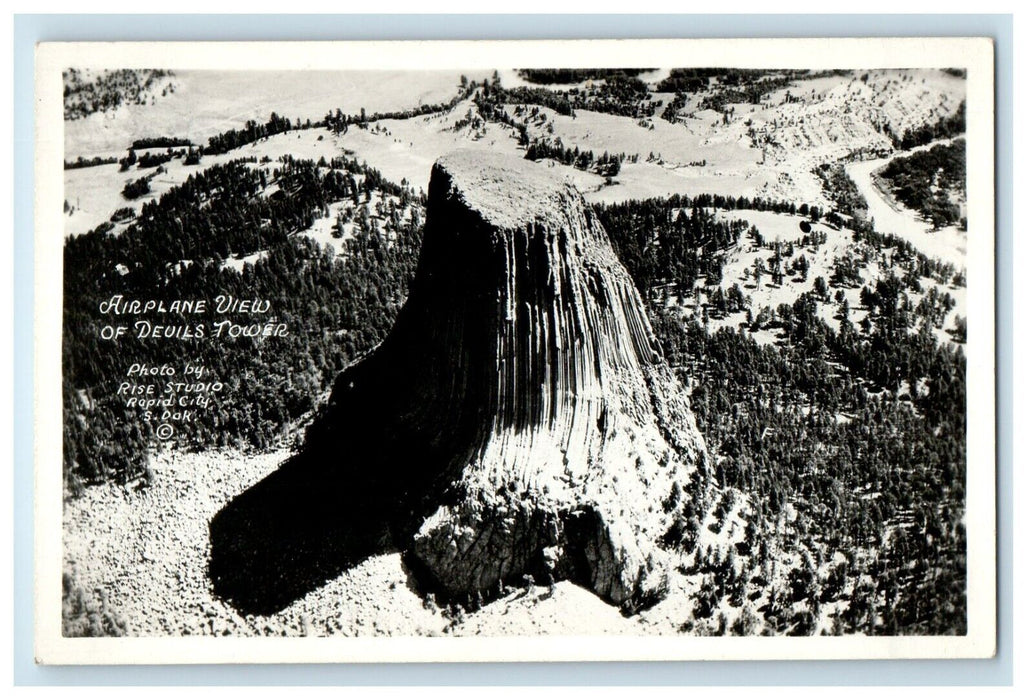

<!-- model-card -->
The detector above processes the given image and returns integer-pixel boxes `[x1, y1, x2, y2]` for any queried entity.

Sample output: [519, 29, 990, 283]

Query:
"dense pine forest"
[892, 101, 966, 151]
[524, 137, 624, 176]
[879, 138, 967, 229]
[64, 155, 118, 170]
[63, 156, 424, 494]
[476, 71, 659, 119]
[595, 194, 966, 635]
[516, 68, 654, 85]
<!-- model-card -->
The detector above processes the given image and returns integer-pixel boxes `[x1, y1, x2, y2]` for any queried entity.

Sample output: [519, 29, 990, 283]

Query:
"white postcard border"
[34, 36, 997, 664]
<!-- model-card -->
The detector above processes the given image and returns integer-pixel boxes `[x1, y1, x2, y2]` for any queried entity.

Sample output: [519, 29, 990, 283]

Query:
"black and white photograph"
[33, 38, 997, 663]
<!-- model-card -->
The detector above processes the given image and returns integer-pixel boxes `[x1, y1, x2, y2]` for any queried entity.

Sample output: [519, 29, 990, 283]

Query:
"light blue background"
[13, 13, 1013, 686]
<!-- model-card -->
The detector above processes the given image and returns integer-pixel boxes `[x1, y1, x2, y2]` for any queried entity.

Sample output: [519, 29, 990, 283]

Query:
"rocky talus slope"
[210, 150, 714, 615]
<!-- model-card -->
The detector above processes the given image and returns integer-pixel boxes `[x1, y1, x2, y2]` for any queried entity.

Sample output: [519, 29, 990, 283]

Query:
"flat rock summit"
[213, 150, 713, 613]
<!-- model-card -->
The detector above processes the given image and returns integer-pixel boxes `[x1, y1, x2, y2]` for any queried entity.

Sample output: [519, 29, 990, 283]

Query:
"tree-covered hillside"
[63, 156, 423, 494]
[598, 195, 966, 635]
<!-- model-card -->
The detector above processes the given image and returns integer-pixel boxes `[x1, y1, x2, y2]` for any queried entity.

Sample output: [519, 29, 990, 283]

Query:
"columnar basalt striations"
[302, 150, 710, 610]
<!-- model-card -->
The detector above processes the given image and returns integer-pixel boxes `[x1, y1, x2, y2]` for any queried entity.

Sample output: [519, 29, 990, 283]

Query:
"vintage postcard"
[34, 38, 996, 664]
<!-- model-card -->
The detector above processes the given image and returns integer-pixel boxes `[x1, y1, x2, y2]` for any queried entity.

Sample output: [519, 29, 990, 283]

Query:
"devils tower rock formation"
[211, 150, 712, 614]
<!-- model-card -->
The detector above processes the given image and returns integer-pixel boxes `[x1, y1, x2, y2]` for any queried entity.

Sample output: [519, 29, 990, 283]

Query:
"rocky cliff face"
[302, 151, 711, 610]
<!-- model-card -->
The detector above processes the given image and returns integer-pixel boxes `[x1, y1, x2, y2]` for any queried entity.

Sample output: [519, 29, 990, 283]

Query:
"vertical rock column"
[309, 150, 710, 610]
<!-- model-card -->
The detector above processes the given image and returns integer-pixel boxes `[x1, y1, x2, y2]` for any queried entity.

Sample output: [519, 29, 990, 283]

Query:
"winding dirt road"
[844, 139, 967, 270]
